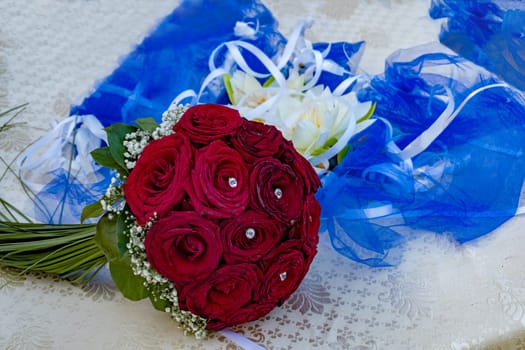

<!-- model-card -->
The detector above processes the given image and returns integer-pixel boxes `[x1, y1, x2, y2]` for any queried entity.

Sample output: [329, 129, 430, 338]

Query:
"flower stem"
[0, 222, 107, 285]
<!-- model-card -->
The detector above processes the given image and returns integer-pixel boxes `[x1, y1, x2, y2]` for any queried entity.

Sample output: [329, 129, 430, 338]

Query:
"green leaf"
[116, 213, 129, 257]
[91, 147, 120, 170]
[148, 286, 170, 311]
[310, 137, 338, 156]
[0, 103, 28, 133]
[337, 145, 350, 164]
[109, 254, 149, 301]
[105, 123, 137, 173]
[81, 201, 104, 223]
[357, 102, 376, 124]
[223, 74, 235, 104]
[94, 213, 123, 261]
[134, 117, 159, 133]
[310, 148, 325, 157]
[262, 75, 275, 87]
[0, 103, 28, 119]
[96, 213, 147, 301]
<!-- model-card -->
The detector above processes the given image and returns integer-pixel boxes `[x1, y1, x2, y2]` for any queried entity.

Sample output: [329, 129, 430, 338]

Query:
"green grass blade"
[0, 221, 107, 286]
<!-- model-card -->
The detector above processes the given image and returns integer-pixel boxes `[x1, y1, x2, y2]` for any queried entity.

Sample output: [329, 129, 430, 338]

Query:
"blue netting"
[32, 0, 366, 225]
[70, 0, 286, 125]
[317, 43, 525, 266]
[27, 1, 525, 269]
[430, 0, 525, 90]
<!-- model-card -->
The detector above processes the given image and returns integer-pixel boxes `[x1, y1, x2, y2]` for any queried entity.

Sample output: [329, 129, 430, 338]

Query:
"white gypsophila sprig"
[125, 211, 208, 338]
[99, 174, 125, 218]
[122, 104, 188, 170]
[151, 104, 187, 140]
[123, 129, 151, 169]
[112, 103, 207, 338]
[126, 217, 168, 285]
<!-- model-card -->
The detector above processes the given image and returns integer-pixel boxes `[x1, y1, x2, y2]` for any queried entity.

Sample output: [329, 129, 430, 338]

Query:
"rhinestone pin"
[245, 228, 256, 239]
[279, 272, 287, 281]
[228, 177, 238, 188]
[274, 188, 283, 199]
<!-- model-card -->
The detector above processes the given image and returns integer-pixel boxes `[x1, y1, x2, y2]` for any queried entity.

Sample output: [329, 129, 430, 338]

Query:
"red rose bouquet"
[58, 103, 321, 337]
[0, 18, 368, 341]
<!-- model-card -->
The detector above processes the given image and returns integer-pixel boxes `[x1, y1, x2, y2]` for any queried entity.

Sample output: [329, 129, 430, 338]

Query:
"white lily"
[281, 87, 362, 159]
[227, 69, 374, 170]
[175, 18, 377, 172]
[229, 71, 265, 106]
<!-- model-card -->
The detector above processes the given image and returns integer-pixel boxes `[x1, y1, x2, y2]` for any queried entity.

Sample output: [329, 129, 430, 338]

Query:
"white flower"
[228, 69, 372, 168]
[281, 87, 367, 159]
[229, 71, 267, 106]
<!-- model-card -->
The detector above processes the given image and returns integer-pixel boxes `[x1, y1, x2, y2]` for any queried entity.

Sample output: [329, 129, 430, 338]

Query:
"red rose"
[249, 157, 304, 225]
[173, 104, 244, 144]
[187, 140, 249, 219]
[230, 120, 285, 162]
[256, 240, 309, 305]
[124, 133, 192, 225]
[289, 194, 321, 264]
[144, 212, 222, 285]
[220, 210, 285, 264]
[178, 263, 263, 328]
[206, 302, 275, 331]
[277, 140, 321, 194]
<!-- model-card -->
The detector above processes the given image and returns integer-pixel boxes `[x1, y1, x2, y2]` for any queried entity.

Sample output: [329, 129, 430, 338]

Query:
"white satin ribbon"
[170, 19, 366, 175]
[170, 18, 353, 107]
[398, 83, 509, 160]
[325, 83, 515, 225]
[219, 329, 266, 350]
[17, 114, 107, 193]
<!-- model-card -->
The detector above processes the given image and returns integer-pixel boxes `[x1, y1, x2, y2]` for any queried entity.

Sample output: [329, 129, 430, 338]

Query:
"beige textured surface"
[2, 1, 525, 349]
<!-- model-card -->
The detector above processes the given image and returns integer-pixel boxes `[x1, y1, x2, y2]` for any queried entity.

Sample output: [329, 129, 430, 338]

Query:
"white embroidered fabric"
[1, 0, 525, 349]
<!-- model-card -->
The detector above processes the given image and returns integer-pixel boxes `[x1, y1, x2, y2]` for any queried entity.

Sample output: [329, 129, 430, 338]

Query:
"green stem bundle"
[0, 104, 108, 285]
[0, 222, 106, 284]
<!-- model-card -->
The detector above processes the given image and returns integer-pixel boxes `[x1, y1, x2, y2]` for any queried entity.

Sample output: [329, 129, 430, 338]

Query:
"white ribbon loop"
[17, 115, 107, 194]
[398, 83, 509, 160]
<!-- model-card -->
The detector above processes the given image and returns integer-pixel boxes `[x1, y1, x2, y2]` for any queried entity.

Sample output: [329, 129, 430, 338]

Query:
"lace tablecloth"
[2, 1, 525, 349]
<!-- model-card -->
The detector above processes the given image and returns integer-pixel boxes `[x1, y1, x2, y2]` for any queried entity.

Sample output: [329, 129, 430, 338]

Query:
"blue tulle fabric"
[430, 0, 525, 91]
[317, 43, 525, 266]
[32, 0, 285, 224]
[35, 168, 111, 224]
[31, 0, 365, 225]
[70, 0, 286, 126]
[28, 0, 525, 268]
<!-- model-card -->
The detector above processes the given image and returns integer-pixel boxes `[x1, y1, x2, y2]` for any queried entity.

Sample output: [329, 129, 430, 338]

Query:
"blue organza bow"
[317, 43, 525, 266]
[25, 0, 285, 224]
[71, 0, 286, 126]
[430, 0, 525, 91]
[26, 0, 365, 226]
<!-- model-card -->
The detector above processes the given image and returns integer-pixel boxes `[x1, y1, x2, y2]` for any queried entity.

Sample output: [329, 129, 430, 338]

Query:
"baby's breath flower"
[105, 104, 207, 337]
